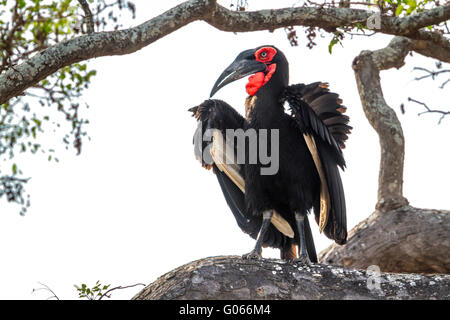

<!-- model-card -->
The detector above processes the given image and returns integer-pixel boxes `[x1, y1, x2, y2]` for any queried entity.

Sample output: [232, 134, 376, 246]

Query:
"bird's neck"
[245, 89, 284, 126]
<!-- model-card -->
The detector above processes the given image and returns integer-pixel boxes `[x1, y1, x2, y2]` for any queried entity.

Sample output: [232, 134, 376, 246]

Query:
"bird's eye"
[255, 47, 277, 62]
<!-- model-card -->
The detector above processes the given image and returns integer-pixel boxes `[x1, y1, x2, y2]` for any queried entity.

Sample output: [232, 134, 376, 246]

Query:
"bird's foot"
[242, 249, 262, 260]
[293, 254, 311, 265]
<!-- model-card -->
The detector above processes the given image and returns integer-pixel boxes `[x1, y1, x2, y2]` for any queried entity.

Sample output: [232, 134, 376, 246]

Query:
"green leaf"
[12, 163, 17, 175]
[17, 0, 26, 9]
[328, 39, 336, 54]
[406, 0, 417, 14]
[328, 35, 341, 54]
[396, 5, 404, 16]
[32, 118, 41, 127]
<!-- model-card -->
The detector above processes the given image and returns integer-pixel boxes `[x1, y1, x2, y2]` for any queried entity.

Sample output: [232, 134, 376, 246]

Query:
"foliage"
[74, 280, 111, 300]
[74, 280, 145, 300]
[32, 280, 144, 300]
[0, 0, 135, 214]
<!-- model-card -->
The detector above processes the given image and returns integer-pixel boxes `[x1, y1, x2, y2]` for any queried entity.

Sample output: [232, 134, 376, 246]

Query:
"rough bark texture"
[352, 36, 412, 212]
[1, 1, 449, 104]
[133, 256, 449, 300]
[319, 206, 450, 274]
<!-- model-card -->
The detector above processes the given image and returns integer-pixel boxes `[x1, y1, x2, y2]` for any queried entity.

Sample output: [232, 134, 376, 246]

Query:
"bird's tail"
[304, 214, 318, 263]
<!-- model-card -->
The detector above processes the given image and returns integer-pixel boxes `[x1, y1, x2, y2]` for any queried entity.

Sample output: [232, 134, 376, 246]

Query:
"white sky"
[0, 1, 448, 299]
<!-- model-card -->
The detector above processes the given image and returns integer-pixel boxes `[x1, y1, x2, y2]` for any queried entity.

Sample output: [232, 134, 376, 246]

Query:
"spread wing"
[283, 83, 352, 244]
[189, 99, 294, 248]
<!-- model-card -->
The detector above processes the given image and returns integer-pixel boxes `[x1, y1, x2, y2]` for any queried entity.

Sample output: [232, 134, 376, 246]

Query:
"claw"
[242, 250, 262, 260]
[293, 254, 311, 265]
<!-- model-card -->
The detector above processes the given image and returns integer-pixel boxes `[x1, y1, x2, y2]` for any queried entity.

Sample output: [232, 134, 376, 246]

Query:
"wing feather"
[190, 100, 295, 243]
[283, 84, 350, 244]
[303, 133, 330, 233]
[210, 129, 294, 238]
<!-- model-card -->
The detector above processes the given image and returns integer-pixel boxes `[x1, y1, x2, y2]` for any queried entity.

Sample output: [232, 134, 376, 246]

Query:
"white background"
[0, 0, 448, 299]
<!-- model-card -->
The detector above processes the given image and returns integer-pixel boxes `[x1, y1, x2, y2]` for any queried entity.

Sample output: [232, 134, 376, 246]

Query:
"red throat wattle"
[245, 63, 277, 96]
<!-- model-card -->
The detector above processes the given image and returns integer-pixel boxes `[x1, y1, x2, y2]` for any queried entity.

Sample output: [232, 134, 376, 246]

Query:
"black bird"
[189, 46, 351, 263]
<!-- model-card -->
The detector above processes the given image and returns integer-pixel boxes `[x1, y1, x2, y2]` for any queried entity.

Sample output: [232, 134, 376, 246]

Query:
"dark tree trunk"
[133, 256, 449, 300]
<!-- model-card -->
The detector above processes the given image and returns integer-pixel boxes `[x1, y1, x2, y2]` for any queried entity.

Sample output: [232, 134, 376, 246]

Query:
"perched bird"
[189, 46, 351, 263]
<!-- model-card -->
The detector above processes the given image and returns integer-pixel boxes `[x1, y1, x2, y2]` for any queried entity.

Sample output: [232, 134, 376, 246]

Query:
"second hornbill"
[189, 46, 351, 263]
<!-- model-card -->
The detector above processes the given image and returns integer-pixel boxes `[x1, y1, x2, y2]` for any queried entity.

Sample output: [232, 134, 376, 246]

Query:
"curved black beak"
[210, 58, 266, 97]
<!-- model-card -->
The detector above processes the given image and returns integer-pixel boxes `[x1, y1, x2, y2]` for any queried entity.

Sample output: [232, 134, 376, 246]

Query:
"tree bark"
[319, 206, 450, 274]
[132, 256, 449, 300]
[353, 36, 412, 211]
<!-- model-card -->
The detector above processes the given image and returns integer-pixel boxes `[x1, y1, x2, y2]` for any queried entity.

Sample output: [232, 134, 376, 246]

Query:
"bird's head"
[210, 45, 289, 98]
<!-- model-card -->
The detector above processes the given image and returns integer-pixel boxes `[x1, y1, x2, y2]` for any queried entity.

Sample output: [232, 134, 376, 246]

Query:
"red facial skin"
[245, 47, 278, 96]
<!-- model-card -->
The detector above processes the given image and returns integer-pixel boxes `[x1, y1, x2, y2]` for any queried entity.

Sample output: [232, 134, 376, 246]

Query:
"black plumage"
[189, 46, 351, 262]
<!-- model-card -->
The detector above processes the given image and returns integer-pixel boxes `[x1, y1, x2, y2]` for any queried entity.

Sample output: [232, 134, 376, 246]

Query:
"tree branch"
[1, 0, 449, 104]
[0, 0, 216, 104]
[412, 67, 450, 81]
[205, 3, 450, 36]
[407, 97, 450, 124]
[352, 36, 411, 211]
[77, 0, 95, 34]
[132, 256, 450, 300]
[410, 30, 450, 62]
[412, 66, 450, 88]
[98, 283, 145, 300]
[319, 206, 450, 273]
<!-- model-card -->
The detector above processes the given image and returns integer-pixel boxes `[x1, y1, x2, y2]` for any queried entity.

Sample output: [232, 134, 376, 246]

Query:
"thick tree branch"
[319, 206, 450, 274]
[132, 256, 450, 300]
[352, 34, 449, 211]
[0, 0, 215, 104]
[205, 3, 450, 36]
[352, 36, 411, 211]
[411, 30, 450, 62]
[1, 0, 449, 104]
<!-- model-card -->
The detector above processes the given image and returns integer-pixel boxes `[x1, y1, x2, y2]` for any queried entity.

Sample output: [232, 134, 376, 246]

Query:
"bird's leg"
[294, 212, 311, 265]
[242, 210, 272, 260]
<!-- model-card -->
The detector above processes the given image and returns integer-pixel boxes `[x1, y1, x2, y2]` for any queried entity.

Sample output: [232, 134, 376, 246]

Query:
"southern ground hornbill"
[189, 46, 351, 263]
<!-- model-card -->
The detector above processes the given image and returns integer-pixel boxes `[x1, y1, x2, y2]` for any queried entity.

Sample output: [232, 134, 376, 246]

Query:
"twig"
[0, 175, 30, 184]
[77, 0, 94, 33]
[413, 67, 450, 81]
[31, 282, 60, 300]
[412, 66, 450, 88]
[407, 97, 450, 124]
[98, 283, 145, 300]
[440, 78, 450, 88]
[348, 30, 377, 37]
